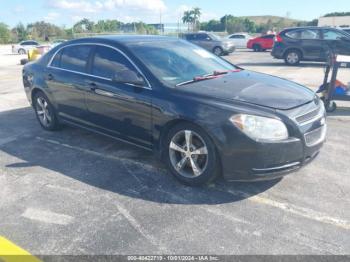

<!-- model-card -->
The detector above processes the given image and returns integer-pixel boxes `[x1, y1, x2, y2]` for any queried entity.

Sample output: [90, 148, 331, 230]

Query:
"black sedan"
[22, 36, 327, 186]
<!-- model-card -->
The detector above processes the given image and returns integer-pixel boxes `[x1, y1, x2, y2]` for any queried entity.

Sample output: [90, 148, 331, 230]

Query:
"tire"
[164, 123, 220, 186]
[18, 49, 26, 55]
[284, 50, 301, 65]
[325, 101, 337, 113]
[20, 58, 28, 65]
[213, 47, 223, 56]
[253, 44, 262, 52]
[33, 91, 61, 131]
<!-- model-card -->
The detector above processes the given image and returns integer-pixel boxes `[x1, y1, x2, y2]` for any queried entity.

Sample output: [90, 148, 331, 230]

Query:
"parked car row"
[272, 27, 350, 65]
[12, 39, 67, 55]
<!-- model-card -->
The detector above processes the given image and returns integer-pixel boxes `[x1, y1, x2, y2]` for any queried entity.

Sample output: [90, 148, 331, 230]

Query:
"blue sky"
[1, 0, 349, 27]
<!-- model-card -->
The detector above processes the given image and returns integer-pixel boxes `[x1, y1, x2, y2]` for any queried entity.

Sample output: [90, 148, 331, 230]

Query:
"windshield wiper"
[176, 69, 241, 87]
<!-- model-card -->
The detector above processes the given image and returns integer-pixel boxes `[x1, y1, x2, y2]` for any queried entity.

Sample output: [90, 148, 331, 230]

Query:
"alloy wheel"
[35, 97, 52, 127]
[169, 130, 209, 178]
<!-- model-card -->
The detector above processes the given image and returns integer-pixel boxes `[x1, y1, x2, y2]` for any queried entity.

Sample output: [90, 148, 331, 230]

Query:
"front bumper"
[220, 110, 326, 182]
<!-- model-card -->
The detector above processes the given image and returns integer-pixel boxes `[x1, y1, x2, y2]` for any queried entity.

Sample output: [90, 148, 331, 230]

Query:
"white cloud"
[44, 12, 60, 22]
[48, 0, 166, 14]
[46, 0, 216, 25]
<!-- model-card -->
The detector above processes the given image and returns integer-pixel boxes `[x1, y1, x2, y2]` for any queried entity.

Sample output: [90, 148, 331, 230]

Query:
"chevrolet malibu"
[22, 36, 327, 186]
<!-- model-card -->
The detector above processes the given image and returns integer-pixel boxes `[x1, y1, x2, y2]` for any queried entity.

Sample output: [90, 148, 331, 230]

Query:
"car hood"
[178, 70, 315, 110]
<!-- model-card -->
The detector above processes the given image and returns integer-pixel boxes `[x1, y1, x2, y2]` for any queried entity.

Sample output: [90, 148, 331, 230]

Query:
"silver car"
[12, 40, 39, 54]
[183, 32, 235, 56]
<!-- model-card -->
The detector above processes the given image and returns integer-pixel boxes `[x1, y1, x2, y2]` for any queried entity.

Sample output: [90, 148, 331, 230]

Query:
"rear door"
[229, 34, 245, 48]
[84, 45, 152, 148]
[299, 29, 323, 60]
[46, 44, 94, 122]
[192, 33, 212, 51]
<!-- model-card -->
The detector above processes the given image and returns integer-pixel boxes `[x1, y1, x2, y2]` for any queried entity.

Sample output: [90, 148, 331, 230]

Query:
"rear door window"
[91, 46, 136, 80]
[286, 30, 301, 39]
[300, 29, 320, 40]
[60, 45, 93, 73]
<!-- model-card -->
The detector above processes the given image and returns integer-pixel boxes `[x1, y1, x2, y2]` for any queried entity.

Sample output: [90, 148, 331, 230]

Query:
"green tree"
[182, 10, 194, 31]
[0, 22, 11, 44]
[13, 23, 27, 41]
[73, 18, 94, 33]
[182, 7, 201, 32]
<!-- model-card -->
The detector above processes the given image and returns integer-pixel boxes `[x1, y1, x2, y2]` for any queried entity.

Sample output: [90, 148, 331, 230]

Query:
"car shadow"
[0, 107, 280, 205]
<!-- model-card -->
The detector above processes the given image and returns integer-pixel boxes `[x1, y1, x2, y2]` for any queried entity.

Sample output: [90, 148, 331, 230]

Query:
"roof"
[73, 35, 177, 45]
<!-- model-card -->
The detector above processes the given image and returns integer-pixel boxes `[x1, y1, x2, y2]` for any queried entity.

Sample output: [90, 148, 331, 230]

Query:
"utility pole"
[159, 8, 163, 34]
[225, 14, 228, 33]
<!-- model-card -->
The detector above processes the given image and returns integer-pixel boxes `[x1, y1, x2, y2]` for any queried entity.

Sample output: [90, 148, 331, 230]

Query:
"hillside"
[241, 15, 302, 26]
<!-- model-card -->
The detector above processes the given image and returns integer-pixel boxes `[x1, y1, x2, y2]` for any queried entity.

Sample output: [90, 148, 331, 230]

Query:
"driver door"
[84, 45, 152, 148]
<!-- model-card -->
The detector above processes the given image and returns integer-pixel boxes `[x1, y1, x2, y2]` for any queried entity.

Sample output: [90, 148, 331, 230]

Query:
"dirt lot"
[0, 44, 349, 256]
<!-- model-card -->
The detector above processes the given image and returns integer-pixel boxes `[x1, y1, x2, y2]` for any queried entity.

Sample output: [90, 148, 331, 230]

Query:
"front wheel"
[164, 123, 220, 186]
[33, 91, 61, 131]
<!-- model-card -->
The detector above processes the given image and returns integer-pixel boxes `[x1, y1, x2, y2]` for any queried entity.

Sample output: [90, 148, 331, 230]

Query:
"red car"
[247, 34, 275, 52]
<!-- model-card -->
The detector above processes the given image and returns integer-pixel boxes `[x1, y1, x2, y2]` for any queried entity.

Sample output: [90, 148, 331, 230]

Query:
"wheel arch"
[283, 48, 304, 59]
[157, 118, 223, 174]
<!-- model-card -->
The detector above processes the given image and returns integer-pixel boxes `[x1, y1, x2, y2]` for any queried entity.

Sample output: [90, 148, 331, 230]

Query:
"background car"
[12, 40, 39, 54]
[182, 32, 236, 56]
[226, 33, 252, 48]
[247, 34, 275, 52]
[51, 39, 67, 48]
[272, 27, 350, 65]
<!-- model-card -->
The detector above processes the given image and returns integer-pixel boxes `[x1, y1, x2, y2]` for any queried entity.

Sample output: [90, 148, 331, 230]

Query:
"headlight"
[230, 114, 289, 141]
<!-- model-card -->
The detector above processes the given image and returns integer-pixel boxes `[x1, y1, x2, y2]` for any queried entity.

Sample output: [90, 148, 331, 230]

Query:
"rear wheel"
[213, 46, 223, 56]
[253, 44, 262, 52]
[18, 49, 26, 55]
[325, 101, 337, 113]
[33, 91, 61, 131]
[284, 50, 301, 65]
[164, 123, 220, 186]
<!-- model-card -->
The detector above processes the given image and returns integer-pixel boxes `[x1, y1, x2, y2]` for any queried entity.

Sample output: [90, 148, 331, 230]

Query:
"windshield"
[208, 33, 221, 41]
[128, 39, 237, 86]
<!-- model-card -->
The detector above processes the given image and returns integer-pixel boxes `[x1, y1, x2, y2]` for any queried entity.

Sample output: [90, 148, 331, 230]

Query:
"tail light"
[275, 34, 283, 43]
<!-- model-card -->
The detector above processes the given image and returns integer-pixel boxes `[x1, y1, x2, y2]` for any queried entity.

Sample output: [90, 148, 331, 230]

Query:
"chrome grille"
[295, 108, 320, 124]
[304, 125, 327, 147]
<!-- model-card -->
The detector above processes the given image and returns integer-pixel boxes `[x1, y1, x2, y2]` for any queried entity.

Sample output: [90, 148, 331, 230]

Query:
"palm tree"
[182, 8, 201, 32]
[191, 7, 201, 32]
[182, 10, 193, 32]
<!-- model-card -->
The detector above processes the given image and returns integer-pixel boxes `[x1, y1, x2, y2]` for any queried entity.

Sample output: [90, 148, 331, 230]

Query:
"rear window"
[185, 34, 195, 40]
[230, 35, 245, 39]
[60, 45, 93, 73]
[91, 46, 136, 79]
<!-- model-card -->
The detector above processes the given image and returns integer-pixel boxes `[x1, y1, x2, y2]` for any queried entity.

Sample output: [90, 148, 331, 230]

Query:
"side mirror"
[112, 69, 146, 87]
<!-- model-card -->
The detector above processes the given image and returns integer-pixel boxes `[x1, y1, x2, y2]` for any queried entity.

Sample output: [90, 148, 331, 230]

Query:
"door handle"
[94, 88, 116, 98]
[87, 81, 97, 90]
